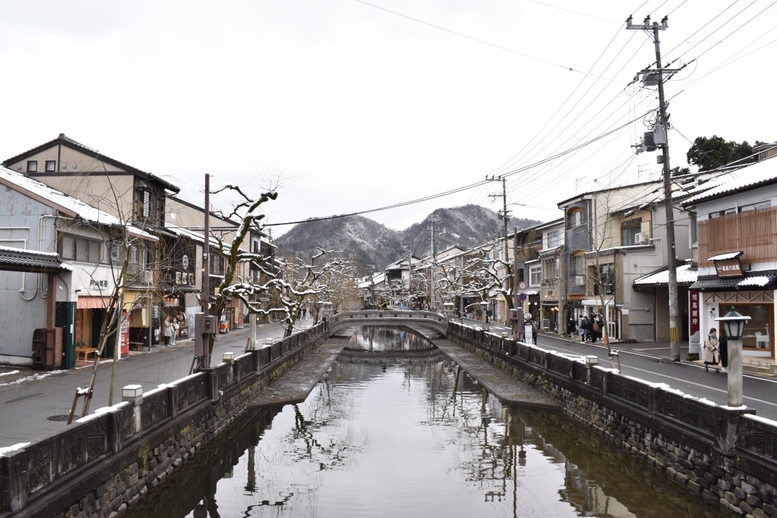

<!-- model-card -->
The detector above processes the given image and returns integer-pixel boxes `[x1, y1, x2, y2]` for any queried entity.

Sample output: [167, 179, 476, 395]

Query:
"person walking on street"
[704, 327, 721, 372]
[162, 317, 173, 346]
[580, 316, 590, 342]
[171, 318, 179, 346]
[591, 315, 601, 343]
[719, 329, 729, 373]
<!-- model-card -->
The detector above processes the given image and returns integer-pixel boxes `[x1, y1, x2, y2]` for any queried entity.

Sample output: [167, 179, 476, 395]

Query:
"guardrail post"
[122, 384, 144, 434]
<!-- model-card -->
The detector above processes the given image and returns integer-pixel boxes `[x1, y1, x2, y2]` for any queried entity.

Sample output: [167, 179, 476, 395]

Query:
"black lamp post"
[716, 307, 751, 406]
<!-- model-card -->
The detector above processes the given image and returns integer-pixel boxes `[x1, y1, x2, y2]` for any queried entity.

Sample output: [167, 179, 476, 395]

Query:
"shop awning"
[77, 296, 112, 309]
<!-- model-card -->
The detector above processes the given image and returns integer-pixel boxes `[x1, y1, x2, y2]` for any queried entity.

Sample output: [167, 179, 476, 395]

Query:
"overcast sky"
[2, 1, 775, 237]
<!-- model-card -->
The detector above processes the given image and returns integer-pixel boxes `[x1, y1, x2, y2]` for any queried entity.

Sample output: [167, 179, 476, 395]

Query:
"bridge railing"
[327, 310, 448, 333]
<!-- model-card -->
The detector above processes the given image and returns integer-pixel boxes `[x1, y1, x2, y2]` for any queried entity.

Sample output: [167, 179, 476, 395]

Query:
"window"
[573, 252, 586, 286]
[567, 207, 585, 229]
[529, 265, 542, 286]
[621, 218, 641, 246]
[61, 234, 76, 260]
[60, 234, 103, 263]
[45, 160, 56, 172]
[110, 242, 125, 263]
[136, 188, 159, 222]
[26, 161, 37, 173]
[542, 257, 558, 280]
[142, 190, 151, 218]
[546, 230, 561, 248]
[592, 264, 615, 296]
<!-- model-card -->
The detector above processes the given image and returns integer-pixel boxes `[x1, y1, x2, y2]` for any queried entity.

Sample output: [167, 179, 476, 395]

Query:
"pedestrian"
[704, 327, 720, 372]
[567, 316, 576, 339]
[580, 316, 590, 342]
[531, 318, 538, 345]
[591, 315, 601, 343]
[719, 328, 729, 373]
[171, 318, 179, 346]
[162, 317, 173, 346]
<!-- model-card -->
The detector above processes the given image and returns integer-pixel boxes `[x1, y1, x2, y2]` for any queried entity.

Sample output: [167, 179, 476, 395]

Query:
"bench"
[76, 346, 98, 361]
[129, 341, 149, 352]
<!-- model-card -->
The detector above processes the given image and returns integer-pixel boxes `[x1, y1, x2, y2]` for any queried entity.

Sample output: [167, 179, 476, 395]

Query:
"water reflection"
[127, 327, 723, 518]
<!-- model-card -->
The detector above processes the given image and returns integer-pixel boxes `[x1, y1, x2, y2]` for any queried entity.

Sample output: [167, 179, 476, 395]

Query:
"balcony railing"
[698, 207, 777, 266]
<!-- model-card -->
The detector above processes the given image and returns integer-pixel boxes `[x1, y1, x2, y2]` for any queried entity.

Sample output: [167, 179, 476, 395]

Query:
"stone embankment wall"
[0, 324, 328, 518]
[448, 322, 777, 517]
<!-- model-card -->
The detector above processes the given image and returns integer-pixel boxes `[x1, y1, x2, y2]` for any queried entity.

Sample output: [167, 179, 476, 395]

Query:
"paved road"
[0, 323, 288, 448]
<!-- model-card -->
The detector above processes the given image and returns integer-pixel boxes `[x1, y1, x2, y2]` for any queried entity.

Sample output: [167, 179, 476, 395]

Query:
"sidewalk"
[562, 333, 777, 378]
[0, 322, 301, 447]
[458, 318, 776, 378]
[0, 320, 292, 388]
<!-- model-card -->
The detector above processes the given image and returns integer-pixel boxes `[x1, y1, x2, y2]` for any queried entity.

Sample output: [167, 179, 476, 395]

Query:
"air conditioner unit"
[144, 270, 154, 283]
[635, 233, 649, 245]
[575, 275, 586, 286]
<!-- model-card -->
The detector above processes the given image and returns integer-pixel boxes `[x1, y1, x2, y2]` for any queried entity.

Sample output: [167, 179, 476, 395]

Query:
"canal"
[127, 326, 725, 517]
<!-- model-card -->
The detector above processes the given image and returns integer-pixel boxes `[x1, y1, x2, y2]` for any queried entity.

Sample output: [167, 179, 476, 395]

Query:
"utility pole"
[430, 215, 438, 312]
[627, 15, 682, 361]
[486, 175, 509, 262]
[203, 173, 210, 316]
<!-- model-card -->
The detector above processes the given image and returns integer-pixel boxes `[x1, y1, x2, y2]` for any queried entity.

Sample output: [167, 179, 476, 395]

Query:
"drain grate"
[48, 415, 71, 422]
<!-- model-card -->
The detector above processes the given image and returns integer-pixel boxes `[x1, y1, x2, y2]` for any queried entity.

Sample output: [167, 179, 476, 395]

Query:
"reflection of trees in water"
[128, 333, 715, 518]
[421, 358, 519, 503]
[517, 407, 718, 517]
[345, 325, 435, 352]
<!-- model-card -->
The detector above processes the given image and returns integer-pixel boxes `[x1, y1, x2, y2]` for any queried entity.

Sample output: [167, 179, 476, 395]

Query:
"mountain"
[273, 205, 543, 274]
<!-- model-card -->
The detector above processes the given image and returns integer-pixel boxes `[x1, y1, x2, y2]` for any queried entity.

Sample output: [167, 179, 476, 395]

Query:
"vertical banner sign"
[689, 290, 700, 356]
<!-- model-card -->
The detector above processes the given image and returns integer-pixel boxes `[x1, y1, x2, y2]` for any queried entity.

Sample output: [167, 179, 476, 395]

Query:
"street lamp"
[715, 306, 751, 407]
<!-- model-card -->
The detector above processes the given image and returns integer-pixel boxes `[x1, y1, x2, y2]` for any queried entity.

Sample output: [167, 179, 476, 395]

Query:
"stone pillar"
[728, 338, 743, 407]
[122, 384, 143, 434]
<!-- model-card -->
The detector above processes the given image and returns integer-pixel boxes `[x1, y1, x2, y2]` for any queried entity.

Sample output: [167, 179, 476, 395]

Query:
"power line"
[353, 0, 585, 73]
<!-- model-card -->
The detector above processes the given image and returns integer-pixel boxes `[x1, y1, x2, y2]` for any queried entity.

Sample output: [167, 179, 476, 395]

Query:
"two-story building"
[0, 165, 156, 367]
[3, 134, 181, 347]
[682, 156, 777, 363]
[558, 176, 703, 343]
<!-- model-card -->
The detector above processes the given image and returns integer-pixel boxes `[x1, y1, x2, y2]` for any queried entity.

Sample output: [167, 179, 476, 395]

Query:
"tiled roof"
[633, 263, 697, 287]
[0, 166, 157, 242]
[682, 155, 777, 205]
[0, 246, 70, 273]
[689, 272, 777, 291]
[1, 133, 179, 194]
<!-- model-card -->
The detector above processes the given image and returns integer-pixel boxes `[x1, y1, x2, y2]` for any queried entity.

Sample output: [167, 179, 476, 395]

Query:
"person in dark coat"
[719, 329, 729, 372]
[580, 316, 590, 342]
[567, 316, 576, 338]
[591, 315, 602, 343]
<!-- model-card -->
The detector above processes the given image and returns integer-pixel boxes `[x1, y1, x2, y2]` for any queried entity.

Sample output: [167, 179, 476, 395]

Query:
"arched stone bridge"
[327, 310, 449, 335]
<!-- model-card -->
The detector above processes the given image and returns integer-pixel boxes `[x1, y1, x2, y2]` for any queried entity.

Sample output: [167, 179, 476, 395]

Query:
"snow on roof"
[0, 166, 157, 241]
[166, 223, 242, 253]
[682, 156, 777, 205]
[737, 275, 772, 287]
[708, 252, 742, 261]
[634, 263, 697, 286]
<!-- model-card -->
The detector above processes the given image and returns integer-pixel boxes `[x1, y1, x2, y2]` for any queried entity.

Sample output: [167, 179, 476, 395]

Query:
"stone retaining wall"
[0, 324, 328, 518]
[448, 322, 777, 517]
